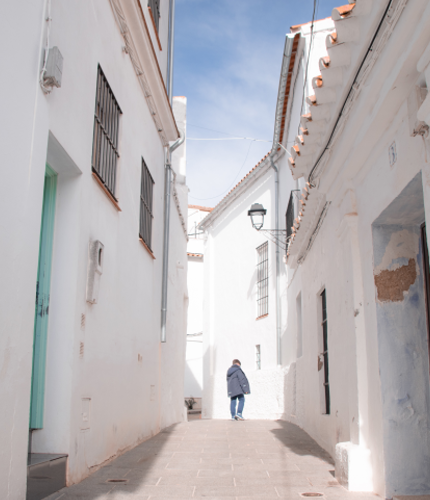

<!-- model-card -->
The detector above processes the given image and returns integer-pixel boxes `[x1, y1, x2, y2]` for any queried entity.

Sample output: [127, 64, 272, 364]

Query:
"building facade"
[279, 1, 430, 498]
[0, 0, 187, 497]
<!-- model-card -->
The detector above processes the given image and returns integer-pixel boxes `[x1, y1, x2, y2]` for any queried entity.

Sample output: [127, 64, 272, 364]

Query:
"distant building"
[184, 206, 213, 409]
[0, 0, 187, 497]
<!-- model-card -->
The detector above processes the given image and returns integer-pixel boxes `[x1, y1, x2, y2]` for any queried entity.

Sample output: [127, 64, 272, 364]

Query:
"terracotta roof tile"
[187, 252, 203, 258]
[188, 204, 213, 212]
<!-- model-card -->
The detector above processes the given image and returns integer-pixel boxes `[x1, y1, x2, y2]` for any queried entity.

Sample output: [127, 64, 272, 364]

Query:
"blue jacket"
[227, 365, 250, 398]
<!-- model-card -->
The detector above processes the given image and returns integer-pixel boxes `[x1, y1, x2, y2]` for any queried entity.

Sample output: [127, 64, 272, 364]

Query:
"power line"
[189, 140, 255, 201]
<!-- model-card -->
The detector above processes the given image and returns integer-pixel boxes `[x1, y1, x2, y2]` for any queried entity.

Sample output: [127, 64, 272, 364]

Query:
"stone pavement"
[47, 419, 380, 500]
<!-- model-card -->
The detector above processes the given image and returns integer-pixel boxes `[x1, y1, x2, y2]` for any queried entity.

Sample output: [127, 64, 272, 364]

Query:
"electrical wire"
[297, 0, 319, 135]
[307, 0, 395, 185]
[189, 140, 255, 201]
[39, 0, 52, 94]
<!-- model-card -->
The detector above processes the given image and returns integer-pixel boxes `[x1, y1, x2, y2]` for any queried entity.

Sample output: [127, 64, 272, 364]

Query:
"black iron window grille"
[92, 65, 122, 199]
[148, 0, 160, 31]
[286, 191, 295, 243]
[321, 289, 331, 414]
[256, 242, 269, 318]
[139, 158, 154, 250]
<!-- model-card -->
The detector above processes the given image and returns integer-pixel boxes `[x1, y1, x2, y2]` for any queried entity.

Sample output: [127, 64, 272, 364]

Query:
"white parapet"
[335, 441, 373, 492]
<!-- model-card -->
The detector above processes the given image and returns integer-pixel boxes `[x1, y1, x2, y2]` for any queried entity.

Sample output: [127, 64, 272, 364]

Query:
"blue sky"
[174, 0, 342, 207]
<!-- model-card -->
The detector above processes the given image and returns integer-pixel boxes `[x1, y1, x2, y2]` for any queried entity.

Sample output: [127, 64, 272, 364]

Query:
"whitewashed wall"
[200, 168, 295, 420]
[0, 0, 186, 495]
[280, 4, 430, 498]
[185, 207, 208, 398]
[0, 2, 47, 498]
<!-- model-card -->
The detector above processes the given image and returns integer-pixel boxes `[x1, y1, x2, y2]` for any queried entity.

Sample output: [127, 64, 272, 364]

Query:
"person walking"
[226, 359, 250, 421]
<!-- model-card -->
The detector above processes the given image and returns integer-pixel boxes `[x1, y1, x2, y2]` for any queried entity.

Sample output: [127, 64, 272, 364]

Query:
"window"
[319, 289, 330, 414]
[92, 65, 121, 199]
[139, 158, 154, 251]
[256, 345, 261, 370]
[286, 191, 295, 244]
[296, 292, 303, 358]
[148, 0, 160, 32]
[256, 242, 269, 318]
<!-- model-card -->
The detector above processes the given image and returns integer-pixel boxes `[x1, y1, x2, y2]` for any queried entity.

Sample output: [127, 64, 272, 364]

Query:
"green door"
[30, 165, 57, 429]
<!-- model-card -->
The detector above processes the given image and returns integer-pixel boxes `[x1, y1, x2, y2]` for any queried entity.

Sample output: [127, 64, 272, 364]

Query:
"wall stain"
[374, 258, 417, 302]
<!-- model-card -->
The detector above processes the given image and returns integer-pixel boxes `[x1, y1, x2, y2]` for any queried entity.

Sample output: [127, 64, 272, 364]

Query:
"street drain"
[107, 479, 128, 483]
[300, 494, 324, 498]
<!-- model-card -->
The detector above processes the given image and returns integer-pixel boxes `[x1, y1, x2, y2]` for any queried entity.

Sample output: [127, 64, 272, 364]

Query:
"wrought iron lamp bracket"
[257, 229, 288, 251]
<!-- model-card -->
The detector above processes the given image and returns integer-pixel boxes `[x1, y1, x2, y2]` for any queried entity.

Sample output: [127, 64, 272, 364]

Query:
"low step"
[27, 454, 67, 500]
[394, 496, 430, 500]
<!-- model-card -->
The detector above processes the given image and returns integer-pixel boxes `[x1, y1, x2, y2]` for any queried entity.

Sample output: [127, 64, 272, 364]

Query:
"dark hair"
[232, 359, 241, 366]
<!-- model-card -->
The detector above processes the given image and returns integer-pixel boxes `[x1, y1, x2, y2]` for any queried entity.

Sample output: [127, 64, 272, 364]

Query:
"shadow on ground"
[271, 420, 334, 465]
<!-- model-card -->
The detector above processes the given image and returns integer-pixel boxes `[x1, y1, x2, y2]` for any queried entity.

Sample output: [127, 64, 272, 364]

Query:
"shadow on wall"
[49, 424, 181, 499]
[271, 420, 334, 465]
[202, 344, 217, 419]
[184, 360, 202, 397]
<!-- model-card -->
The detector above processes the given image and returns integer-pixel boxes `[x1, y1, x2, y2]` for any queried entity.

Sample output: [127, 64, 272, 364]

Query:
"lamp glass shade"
[248, 203, 267, 230]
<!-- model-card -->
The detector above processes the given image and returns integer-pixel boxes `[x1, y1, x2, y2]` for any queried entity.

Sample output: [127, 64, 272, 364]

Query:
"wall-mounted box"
[86, 240, 104, 304]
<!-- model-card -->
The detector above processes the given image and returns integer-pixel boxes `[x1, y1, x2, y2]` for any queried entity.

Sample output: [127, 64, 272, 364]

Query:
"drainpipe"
[269, 156, 282, 366]
[161, 131, 185, 342]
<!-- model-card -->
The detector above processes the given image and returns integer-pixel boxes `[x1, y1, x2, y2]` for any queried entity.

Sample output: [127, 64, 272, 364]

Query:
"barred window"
[320, 289, 330, 415]
[256, 242, 269, 318]
[286, 191, 295, 244]
[92, 65, 121, 199]
[148, 0, 160, 32]
[139, 158, 154, 251]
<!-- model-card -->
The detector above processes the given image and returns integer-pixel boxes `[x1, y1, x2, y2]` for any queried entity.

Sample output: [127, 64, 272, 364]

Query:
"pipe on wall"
[267, 34, 297, 366]
[270, 157, 282, 366]
[161, 131, 185, 343]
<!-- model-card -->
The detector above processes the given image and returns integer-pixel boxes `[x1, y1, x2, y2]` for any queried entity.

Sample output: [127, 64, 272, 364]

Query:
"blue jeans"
[230, 394, 245, 417]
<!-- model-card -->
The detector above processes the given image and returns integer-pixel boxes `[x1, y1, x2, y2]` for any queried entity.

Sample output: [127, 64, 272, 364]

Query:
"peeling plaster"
[374, 229, 420, 274]
[374, 258, 417, 302]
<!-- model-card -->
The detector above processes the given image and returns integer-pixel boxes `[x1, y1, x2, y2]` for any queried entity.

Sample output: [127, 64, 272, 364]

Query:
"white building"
[184, 206, 213, 407]
[194, 1, 430, 498]
[0, 1, 187, 498]
[278, 1, 430, 498]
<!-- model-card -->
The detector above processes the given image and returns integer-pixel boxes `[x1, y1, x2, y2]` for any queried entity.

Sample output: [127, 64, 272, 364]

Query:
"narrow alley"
[45, 420, 376, 500]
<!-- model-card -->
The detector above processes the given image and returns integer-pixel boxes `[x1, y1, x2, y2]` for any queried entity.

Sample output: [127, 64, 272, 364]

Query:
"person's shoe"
[235, 414, 244, 421]
[231, 416, 237, 421]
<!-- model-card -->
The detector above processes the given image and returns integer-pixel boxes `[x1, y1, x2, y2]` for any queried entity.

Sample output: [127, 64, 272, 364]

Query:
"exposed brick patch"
[374, 258, 417, 302]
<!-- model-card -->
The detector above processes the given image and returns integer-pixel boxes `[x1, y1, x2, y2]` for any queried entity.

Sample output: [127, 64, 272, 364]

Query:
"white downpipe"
[161, 131, 185, 342]
[270, 157, 282, 366]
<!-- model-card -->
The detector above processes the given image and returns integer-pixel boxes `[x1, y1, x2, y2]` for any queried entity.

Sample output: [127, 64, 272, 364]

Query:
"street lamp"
[247, 203, 267, 230]
[248, 202, 288, 251]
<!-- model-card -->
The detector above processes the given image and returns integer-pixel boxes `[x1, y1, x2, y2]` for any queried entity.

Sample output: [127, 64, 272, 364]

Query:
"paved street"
[47, 419, 379, 500]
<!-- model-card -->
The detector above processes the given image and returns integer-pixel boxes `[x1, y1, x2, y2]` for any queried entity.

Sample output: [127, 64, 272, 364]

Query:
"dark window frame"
[92, 65, 122, 199]
[420, 223, 430, 380]
[148, 0, 160, 32]
[321, 289, 331, 415]
[256, 242, 269, 318]
[139, 158, 155, 251]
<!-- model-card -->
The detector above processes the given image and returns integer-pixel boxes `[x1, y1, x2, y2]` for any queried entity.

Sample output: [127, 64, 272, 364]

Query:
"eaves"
[109, 0, 179, 145]
[198, 153, 275, 231]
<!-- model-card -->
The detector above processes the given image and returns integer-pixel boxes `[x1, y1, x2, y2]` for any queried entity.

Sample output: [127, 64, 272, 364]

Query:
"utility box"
[44, 46, 63, 88]
[86, 240, 104, 304]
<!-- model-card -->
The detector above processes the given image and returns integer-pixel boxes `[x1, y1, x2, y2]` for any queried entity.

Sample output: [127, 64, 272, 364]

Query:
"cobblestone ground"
[47, 419, 380, 500]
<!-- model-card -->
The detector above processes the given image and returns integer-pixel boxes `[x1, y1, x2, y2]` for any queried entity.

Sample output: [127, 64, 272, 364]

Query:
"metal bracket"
[258, 229, 288, 251]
